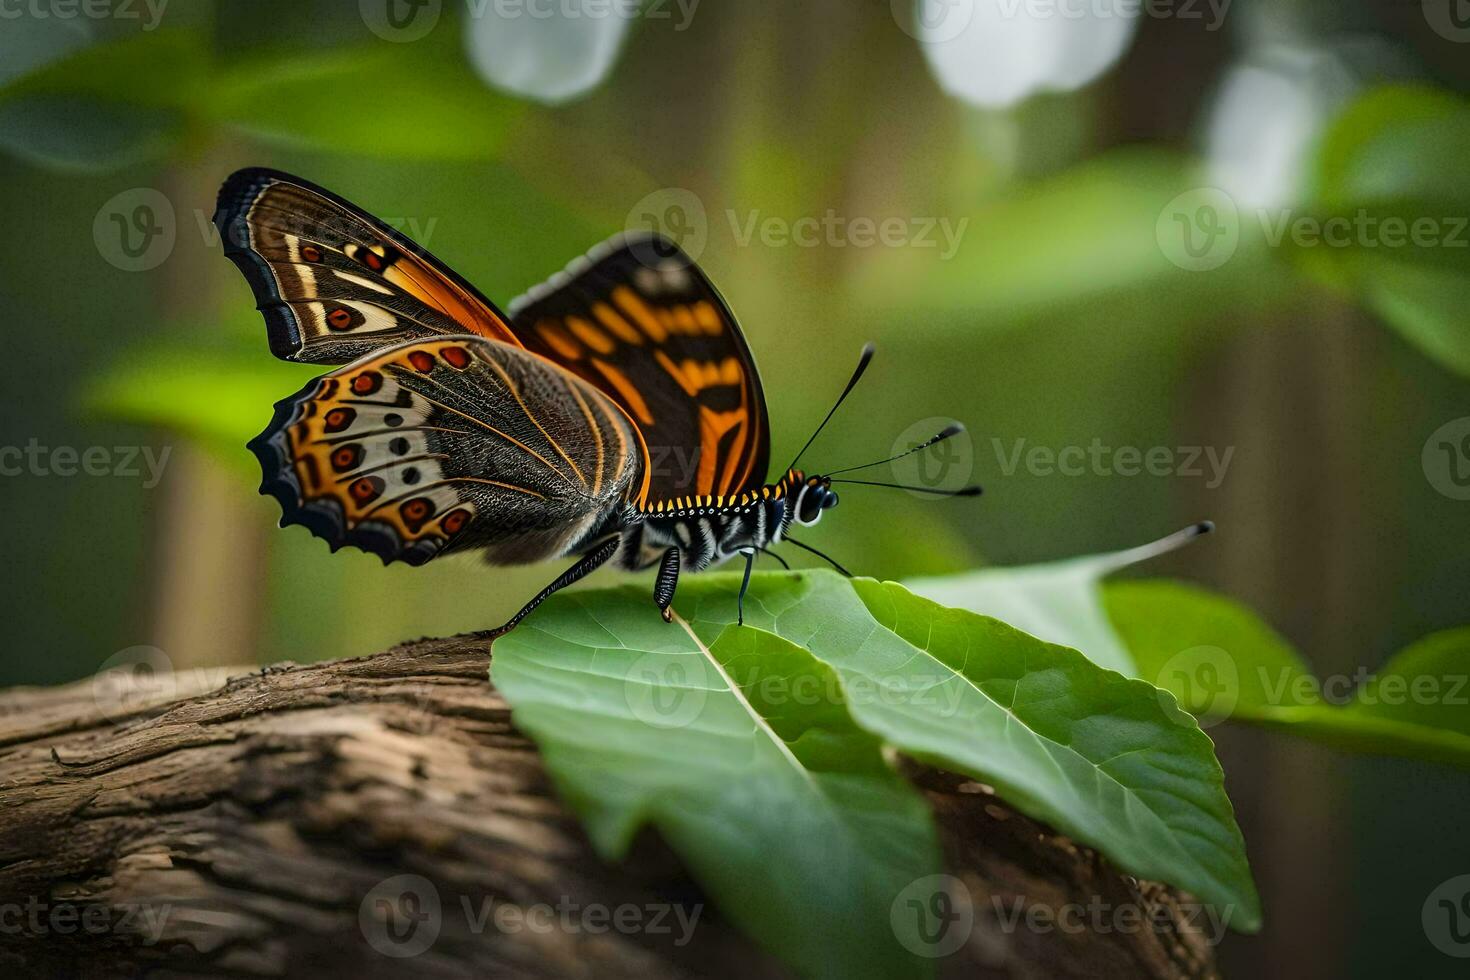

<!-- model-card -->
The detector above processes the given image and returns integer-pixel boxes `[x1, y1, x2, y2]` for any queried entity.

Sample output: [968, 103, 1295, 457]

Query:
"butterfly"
[215, 168, 979, 635]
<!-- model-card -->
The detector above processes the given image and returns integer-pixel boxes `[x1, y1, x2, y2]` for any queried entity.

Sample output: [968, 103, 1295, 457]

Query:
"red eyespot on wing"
[330, 445, 363, 472]
[351, 371, 382, 395]
[323, 407, 357, 433]
[441, 509, 471, 535]
[349, 476, 384, 504]
[300, 244, 323, 263]
[442, 346, 471, 369]
[407, 350, 435, 373]
[401, 497, 437, 532]
[327, 307, 355, 331]
[363, 250, 384, 271]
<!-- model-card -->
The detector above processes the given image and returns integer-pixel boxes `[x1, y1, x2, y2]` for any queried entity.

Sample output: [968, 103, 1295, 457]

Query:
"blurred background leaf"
[1303, 85, 1470, 376]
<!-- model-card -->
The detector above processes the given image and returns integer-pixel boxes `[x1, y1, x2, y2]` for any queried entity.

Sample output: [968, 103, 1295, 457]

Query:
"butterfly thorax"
[615, 469, 835, 572]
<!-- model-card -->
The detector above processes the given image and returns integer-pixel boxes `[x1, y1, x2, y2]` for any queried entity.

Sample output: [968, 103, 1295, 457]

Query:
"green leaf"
[491, 584, 943, 980]
[1107, 587, 1470, 769]
[677, 572, 1261, 932]
[1100, 580, 1313, 721]
[847, 149, 1287, 336]
[83, 345, 317, 464]
[904, 526, 1215, 675]
[0, 30, 205, 171]
[908, 534, 1470, 768]
[207, 36, 525, 160]
[1307, 85, 1470, 376]
[0, 27, 523, 167]
[1345, 628, 1470, 734]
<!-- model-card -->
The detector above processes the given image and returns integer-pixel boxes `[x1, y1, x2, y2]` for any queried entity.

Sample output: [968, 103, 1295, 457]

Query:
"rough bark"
[0, 637, 1221, 979]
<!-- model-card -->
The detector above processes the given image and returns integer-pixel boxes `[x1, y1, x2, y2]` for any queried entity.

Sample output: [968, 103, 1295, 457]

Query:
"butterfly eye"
[797, 487, 824, 524]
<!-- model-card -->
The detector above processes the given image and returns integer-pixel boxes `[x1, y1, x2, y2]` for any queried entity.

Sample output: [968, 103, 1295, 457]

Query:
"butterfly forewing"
[215, 168, 523, 363]
[508, 233, 770, 505]
[249, 337, 646, 567]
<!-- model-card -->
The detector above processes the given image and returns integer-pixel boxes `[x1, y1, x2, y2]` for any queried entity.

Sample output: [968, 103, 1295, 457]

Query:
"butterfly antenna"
[786, 343, 876, 473]
[826, 423, 966, 476]
[830, 478, 983, 497]
[783, 536, 852, 576]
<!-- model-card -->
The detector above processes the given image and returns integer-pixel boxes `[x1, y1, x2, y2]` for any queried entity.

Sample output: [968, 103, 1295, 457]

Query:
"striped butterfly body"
[217, 169, 974, 634]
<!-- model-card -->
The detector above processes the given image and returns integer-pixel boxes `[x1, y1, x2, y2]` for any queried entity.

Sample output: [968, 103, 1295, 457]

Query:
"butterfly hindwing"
[508, 233, 770, 504]
[249, 336, 647, 567]
[215, 168, 523, 363]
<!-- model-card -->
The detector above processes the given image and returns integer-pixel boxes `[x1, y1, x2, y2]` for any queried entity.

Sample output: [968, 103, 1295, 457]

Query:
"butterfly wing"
[215, 168, 523, 363]
[248, 336, 647, 567]
[508, 233, 770, 505]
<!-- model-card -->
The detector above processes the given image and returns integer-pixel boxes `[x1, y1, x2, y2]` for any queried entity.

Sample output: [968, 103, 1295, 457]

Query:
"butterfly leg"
[478, 537, 620, 640]
[653, 548, 680, 623]
[736, 548, 756, 626]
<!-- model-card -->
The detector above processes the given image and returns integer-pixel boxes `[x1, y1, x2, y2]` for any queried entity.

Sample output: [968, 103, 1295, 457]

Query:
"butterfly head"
[789, 471, 839, 527]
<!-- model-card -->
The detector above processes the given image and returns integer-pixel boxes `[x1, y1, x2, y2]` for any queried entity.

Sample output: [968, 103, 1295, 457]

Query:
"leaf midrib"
[670, 612, 820, 793]
[826, 591, 1236, 899]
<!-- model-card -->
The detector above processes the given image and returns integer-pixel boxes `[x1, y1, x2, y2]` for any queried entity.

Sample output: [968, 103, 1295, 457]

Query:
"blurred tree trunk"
[1188, 302, 1371, 979]
[149, 163, 267, 672]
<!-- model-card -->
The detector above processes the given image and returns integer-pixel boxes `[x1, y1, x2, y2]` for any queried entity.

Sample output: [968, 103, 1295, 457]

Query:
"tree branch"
[0, 637, 1219, 978]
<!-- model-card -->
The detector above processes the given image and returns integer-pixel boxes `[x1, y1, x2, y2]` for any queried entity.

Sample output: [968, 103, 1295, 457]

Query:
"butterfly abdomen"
[626, 483, 793, 572]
